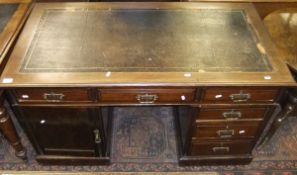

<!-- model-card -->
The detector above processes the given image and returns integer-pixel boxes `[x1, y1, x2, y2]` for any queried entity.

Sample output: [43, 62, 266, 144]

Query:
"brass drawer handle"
[93, 129, 101, 144]
[216, 129, 235, 138]
[229, 92, 250, 102]
[43, 93, 65, 102]
[212, 146, 230, 153]
[136, 94, 158, 104]
[222, 111, 242, 120]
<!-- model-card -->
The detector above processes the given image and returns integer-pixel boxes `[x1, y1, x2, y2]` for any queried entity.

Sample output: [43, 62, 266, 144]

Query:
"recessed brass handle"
[93, 129, 101, 144]
[229, 92, 250, 102]
[43, 93, 65, 102]
[216, 129, 235, 138]
[136, 94, 158, 104]
[212, 146, 230, 153]
[222, 111, 242, 120]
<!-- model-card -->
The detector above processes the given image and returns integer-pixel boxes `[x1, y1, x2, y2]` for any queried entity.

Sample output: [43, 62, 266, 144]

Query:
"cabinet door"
[18, 106, 104, 157]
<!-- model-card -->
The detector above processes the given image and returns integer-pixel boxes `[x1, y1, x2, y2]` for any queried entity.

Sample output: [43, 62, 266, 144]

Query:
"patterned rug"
[111, 107, 177, 163]
[1, 105, 297, 175]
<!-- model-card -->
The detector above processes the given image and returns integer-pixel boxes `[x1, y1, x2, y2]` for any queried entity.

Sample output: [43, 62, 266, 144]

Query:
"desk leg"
[0, 93, 26, 160]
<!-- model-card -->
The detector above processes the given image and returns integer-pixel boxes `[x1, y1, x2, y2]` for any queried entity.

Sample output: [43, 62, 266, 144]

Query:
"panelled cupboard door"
[18, 106, 105, 157]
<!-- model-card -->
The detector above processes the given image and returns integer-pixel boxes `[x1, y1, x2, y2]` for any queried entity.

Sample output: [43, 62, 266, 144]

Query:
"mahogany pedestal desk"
[0, 0, 31, 160]
[0, 2, 295, 165]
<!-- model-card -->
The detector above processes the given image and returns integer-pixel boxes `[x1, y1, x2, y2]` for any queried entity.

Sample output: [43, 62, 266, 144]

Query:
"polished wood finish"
[179, 99, 277, 164]
[99, 88, 196, 103]
[0, 2, 294, 165]
[14, 88, 95, 103]
[185, 83, 278, 164]
[18, 106, 108, 156]
[9, 102, 111, 163]
[193, 121, 261, 139]
[191, 140, 253, 156]
[197, 106, 270, 120]
[200, 87, 280, 104]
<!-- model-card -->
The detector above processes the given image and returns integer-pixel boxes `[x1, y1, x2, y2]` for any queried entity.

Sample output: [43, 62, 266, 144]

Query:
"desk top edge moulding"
[0, 2, 295, 87]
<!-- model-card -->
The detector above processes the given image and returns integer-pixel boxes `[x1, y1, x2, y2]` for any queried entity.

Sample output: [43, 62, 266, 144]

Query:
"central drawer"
[98, 88, 196, 104]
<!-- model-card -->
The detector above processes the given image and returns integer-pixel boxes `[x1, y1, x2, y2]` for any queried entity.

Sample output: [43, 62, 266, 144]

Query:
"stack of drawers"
[186, 87, 280, 164]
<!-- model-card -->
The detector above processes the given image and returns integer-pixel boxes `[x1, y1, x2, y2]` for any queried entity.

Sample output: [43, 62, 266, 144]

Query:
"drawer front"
[14, 88, 94, 103]
[201, 87, 279, 103]
[98, 88, 196, 103]
[193, 121, 261, 140]
[191, 140, 253, 156]
[197, 107, 269, 120]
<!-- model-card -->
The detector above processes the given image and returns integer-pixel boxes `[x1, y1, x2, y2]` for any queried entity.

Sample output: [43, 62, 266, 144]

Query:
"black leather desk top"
[20, 9, 271, 73]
